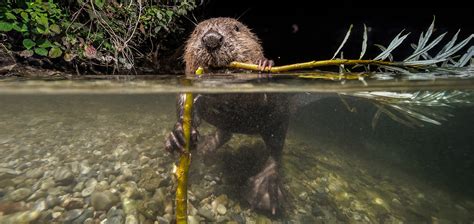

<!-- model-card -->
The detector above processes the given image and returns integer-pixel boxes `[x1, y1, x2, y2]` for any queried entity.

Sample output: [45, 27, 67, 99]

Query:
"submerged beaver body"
[165, 17, 287, 214]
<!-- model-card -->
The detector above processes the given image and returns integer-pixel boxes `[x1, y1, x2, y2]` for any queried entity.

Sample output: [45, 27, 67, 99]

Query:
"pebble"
[41, 178, 56, 190]
[216, 204, 227, 215]
[27, 189, 47, 201]
[45, 194, 60, 208]
[33, 200, 47, 212]
[8, 188, 32, 201]
[25, 168, 44, 179]
[188, 215, 200, 224]
[72, 208, 93, 224]
[106, 207, 124, 224]
[80, 162, 92, 175]
[81, 186, 95, 197]
[125, 214, 139, 224]
[62, 197, 84, 210]
[52, 212, 62, 219]
[197, 207, 215, 221]
[91, 190, 119, 211]
[53, 167, 75, 185]
[0, 211, 40, 223]
[156, 216, 170, 224]
[62, 209, 83, 222]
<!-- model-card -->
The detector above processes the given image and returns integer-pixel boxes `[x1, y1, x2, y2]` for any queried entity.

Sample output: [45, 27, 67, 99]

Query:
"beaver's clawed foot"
[257, 58, 274, 71]
[246, 156, 284, 215]
[164, 122, 199, 154]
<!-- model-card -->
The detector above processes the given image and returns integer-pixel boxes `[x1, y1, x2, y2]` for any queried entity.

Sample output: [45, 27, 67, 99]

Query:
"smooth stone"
[197, 207, 215, 221]
[0, 211, 40, 223]
[188, 215, 200, 224]
[85, 178, 98, 189]
[41, 178, 56, 190]
[52, 212, 62, 219]
[54, 167, 75, 185]
[91, 190, 119, 211]
[216, 204, 227, 215]
[156, 216, 170, 224]
[62, 197, 84, 210]
[72, 208, 93, 224]
[73, 181, 85, 192]
[8, 188, 32, 201]
[25, 168, 44, 179]
[81, 187, 95, 197]
[125, 214, 138, 224]
[45, 195, 61, 208]
[62, 209, 83, 222]
[0, 201, 28, 215]
[80, 162, 92, 175]
[106, 207, 124, 224]
[27, 190, 47, 201]
[33, 200, 47, 212]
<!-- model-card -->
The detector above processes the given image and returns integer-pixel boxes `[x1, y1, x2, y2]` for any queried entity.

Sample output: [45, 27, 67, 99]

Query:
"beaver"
[164, 17, 288, 215]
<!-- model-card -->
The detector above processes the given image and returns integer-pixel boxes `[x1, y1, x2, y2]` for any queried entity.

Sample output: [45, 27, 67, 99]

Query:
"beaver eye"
[234, 25, 240, 32]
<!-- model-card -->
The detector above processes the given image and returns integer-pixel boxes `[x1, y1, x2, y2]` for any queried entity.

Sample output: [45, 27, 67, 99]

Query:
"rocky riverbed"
[0, 94, 473, 223]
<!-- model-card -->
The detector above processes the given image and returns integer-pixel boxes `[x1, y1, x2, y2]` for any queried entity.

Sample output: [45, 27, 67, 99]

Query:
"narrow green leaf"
[436, 29, 460, 57]
[373, 30, 410, 61]
[48, 47, 63, 58]
[404, 32, 446, 61]
[359, 24, 368, 60]
[414, 17, 435, 57]
[435, 34, 473, 60]
[34, 47, 48, 56]
[402, 59, 446, 66]
[454, 46, 473, 67]
[332, 24, 353, 60]
[22, 38, 36, 49]
[0, 22, 13, 32]
[373, 44, 393, 61]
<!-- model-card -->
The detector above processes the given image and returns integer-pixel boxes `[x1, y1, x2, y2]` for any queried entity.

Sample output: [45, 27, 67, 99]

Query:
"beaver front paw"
[257, 58, 274, 71]
[164, 122, 199, 154]
[246, 156, 284, 215]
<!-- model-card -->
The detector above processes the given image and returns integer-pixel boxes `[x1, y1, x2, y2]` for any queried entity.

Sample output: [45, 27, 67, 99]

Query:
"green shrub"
[0, 0, 65, 58]
[0, 0, 197, 72]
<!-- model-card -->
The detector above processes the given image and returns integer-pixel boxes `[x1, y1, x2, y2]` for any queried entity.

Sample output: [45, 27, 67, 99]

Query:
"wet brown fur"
[183, 17, 264, 74]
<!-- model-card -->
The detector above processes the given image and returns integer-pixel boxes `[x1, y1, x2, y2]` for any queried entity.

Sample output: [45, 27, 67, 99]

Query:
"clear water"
[0, 72, 473, 223]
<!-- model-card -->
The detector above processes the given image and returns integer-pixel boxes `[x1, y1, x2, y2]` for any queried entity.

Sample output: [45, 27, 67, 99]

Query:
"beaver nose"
[202, 30, 223, 50]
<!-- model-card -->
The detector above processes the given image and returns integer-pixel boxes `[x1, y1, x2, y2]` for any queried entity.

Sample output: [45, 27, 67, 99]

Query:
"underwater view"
[0, 74, 473, 223]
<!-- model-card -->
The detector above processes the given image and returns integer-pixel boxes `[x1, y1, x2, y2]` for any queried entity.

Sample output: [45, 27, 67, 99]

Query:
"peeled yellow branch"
[175, 67, 203, 224]
[228, 59, 400, 73]
[175, 82, 195, 224]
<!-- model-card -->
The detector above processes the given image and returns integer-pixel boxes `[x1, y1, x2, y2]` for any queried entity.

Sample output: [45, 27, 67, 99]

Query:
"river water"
[0, 71, 473, 223]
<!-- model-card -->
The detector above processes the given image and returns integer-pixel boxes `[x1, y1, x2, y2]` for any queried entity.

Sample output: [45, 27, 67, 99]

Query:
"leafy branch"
[226, 18, 473, 128]
[228, 18, 473, 76]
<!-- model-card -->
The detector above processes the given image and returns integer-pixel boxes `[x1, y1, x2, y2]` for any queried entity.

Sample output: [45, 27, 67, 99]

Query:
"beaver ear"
[234, 25, 240, 32]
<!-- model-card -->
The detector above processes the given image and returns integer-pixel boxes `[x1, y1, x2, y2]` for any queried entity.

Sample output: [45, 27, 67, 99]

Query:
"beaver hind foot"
[246, 157, 285, 215]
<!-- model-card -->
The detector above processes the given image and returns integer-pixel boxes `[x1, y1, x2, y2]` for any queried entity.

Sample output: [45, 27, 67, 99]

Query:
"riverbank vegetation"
[0, 0, 197, 75]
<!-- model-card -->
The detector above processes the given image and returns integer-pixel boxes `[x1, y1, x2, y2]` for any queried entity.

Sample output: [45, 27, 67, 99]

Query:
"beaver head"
[183, 17, 265, 74]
